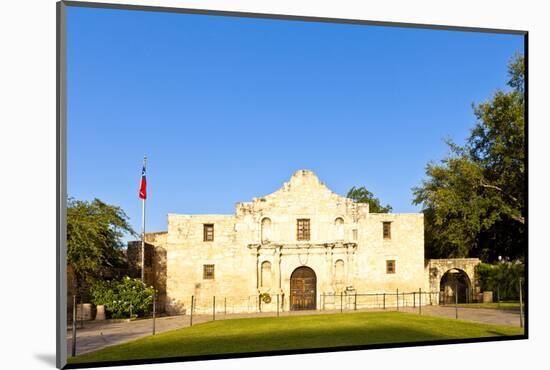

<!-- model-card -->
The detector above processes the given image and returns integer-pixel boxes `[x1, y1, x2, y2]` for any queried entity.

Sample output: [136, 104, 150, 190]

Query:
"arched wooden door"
[290, 266, 317, 310]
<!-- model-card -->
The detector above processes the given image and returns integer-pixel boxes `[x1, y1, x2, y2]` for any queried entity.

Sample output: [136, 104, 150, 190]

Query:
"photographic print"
[58, 1, 527, 368]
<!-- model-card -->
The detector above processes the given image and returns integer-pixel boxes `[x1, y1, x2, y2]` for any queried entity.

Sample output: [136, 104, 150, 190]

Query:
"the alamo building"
[128, 170, 481, 314]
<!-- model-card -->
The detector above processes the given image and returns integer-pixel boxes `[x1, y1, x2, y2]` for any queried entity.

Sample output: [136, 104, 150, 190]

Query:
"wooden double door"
[290, 266, 317, 310]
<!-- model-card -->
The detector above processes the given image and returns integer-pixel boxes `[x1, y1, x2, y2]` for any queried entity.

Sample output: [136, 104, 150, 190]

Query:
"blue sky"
[66, 6, 524, 236]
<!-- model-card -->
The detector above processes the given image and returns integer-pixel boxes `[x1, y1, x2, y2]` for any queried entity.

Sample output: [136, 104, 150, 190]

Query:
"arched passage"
[290, 266, 317, 311]
[428, 258, 481, 303]
[440, 269, 472, 304]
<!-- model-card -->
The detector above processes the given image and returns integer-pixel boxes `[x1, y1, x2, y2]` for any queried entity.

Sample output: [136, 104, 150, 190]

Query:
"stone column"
[343, 245, 350, 287]
[274, 245, 282, 291]
[345, 244, 351, 287]
[325, 244, 334, 293]
[256, 246, 261, 292]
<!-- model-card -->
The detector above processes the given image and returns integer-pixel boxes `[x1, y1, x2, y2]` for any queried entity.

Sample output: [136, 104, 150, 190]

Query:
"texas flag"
[139, 163, 147, 199]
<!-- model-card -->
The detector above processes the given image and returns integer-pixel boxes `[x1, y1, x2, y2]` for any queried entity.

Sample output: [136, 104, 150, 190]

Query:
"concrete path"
[68, 314, 204, 355]
[400, 305, 523, 327]
[67, 309, 351, 355]
[67, 305, 523, 356]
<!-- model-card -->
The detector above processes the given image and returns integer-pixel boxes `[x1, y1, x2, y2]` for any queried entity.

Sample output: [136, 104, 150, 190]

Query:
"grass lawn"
[455, 301, 522, 310]
[68, 311, 523, 364]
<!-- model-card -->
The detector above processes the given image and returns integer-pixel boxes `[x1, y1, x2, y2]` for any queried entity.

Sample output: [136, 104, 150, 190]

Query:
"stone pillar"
[274, 245, 282, 291]
[346, 244, 354, 287]
[256, 246, 261, 292]
[95, 305, 106, 320]
[325, 244, 334, 293]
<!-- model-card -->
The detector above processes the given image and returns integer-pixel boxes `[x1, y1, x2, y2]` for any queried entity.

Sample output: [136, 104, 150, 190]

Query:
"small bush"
[477, 261, 524, 300]
[91, 277, 155, 319]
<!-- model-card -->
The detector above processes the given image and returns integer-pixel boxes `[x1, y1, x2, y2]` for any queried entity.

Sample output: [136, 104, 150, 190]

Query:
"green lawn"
[69, 311, 523, 364]
[455, 301, 522, 310]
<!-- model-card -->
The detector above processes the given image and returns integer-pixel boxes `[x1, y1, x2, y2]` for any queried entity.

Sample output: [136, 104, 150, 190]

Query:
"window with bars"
[386, 260, 396, 274]
[383, 222, 392, 240]
[203, 264, 215, 279]
[297, 219, 310, 241]
[203, 224, 214, 242]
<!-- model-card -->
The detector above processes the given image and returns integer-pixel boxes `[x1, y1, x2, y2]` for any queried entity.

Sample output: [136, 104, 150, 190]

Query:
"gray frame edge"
[62, 0, 527, 35]
[54, 2, 528, 368]
[56, 1, 68, 368]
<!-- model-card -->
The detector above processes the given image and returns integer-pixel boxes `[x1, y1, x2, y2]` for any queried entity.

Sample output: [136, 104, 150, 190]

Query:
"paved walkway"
[399, 305, 523, 326]
[68, 314, 200, 355]
[67, 309, 352, 355]
[67, 305, 523, 356]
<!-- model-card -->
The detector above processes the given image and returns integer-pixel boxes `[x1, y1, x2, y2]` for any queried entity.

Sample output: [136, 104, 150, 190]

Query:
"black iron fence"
[320, 289, 439, 312]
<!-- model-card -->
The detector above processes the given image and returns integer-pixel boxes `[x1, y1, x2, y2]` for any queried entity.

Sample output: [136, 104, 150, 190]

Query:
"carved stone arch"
[427, 259, 481, 302]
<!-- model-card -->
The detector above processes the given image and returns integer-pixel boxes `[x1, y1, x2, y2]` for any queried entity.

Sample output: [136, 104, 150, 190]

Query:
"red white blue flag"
[139, 163, 147, 199]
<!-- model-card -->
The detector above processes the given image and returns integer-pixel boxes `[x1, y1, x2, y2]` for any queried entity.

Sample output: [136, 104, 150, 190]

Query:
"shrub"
[91, 277, 155, 319]
[477, 261, 524, 300]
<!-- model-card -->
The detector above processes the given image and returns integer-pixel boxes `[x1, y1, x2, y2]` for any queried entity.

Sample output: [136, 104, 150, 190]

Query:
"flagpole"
[141, 156, 147, 282]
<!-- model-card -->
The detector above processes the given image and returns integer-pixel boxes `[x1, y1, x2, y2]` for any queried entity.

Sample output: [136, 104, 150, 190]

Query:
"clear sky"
[66, 6, 524, 237]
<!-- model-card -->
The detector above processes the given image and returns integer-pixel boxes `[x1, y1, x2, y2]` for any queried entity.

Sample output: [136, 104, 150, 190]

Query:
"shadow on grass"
[69, 312, 521, 364]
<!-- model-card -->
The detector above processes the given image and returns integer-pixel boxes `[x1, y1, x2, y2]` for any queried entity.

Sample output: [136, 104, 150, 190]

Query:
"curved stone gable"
[235, 169, 368, 219]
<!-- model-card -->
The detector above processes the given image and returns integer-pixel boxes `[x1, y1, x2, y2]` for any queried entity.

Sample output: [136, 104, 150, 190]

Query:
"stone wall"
[158, 170, 428, 313]
[127, 232, 168, 312]
[165, 214, 255, 314]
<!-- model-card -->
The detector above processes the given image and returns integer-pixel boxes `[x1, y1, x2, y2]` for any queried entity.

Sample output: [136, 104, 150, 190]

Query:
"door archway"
[290, 266, 317, 310]
[440, 269, 472, 304]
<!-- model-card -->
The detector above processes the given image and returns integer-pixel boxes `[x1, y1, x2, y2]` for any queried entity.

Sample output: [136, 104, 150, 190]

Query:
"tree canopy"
[347, 186, 392, 213]
[67, 198, 135, 294]
[413, 54, 525, 262]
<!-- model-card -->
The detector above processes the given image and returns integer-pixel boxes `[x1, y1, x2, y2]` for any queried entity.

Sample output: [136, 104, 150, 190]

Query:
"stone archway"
[428, 258, 481, 303]
[290, 266, 317, 310]
[440, 269, 472, 304]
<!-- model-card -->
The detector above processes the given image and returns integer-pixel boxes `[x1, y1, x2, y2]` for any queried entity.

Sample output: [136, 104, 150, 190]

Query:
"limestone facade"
[142, 170, 441, 313]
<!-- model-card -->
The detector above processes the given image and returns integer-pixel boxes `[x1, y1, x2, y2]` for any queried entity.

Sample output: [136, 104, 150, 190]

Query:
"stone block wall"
[127, 232, 168, 312]
[354, 213, 426, 294]
[156, 170, 430, 313]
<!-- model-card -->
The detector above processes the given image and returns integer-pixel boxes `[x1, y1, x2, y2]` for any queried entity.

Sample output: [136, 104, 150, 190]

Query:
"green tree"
[347, 186, 392, 213]
[67, 198, 135, 295]
[413, 54, 525, 262]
